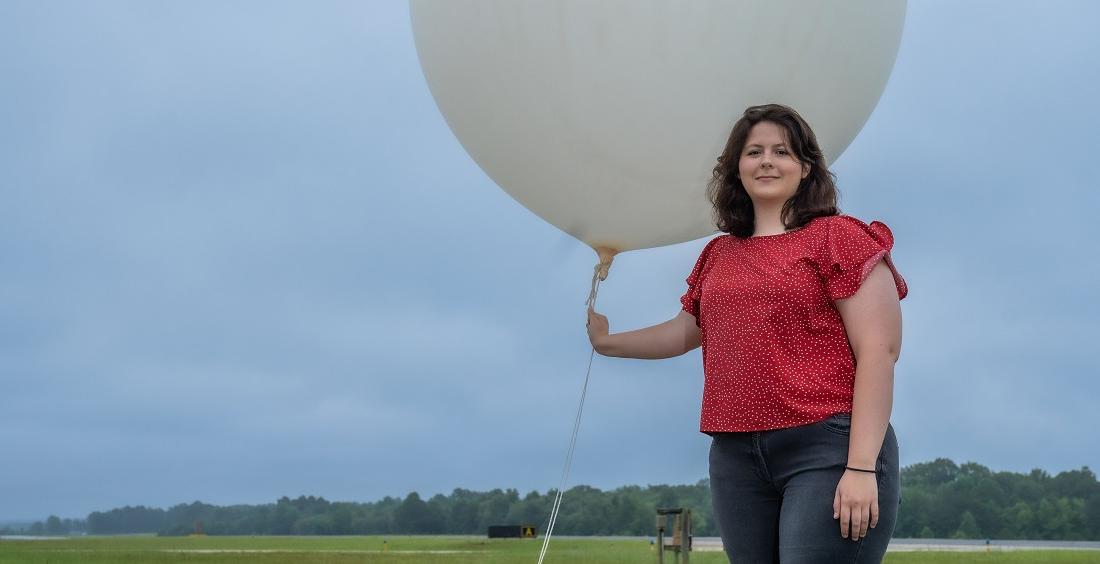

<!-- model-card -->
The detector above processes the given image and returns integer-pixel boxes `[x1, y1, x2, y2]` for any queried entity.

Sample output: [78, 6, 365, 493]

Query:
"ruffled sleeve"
[680, 236, 722, 324]
[817, 216, 908, 301]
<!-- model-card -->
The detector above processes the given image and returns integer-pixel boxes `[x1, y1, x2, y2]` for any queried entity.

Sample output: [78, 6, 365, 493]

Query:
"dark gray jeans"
[708, 414, 900, 563]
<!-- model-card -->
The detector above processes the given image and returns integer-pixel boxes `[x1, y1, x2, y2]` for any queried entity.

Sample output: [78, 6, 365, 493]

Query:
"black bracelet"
[845, 465, 876, 474]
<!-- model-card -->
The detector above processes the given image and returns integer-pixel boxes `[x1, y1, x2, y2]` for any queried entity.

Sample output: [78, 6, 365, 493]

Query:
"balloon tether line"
[536, 248, 616, 564]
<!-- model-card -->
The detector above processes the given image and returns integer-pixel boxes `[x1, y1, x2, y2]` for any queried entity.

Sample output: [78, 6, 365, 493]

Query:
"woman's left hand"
[833, 469, 878, 540]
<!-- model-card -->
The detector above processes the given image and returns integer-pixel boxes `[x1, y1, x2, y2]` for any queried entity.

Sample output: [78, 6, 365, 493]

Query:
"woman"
[586, 104, 907, 563]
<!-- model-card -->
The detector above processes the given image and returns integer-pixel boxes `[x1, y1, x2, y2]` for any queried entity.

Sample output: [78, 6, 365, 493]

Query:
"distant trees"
[0, 515, 84, 536]
[88, 505, 171, 534]
[393, 492, 444, 533]
[892, 459, 1099, 540]
[6, 459, 1100, 540]
[52, 486, 715, 537]
[44, 516, 63, 535]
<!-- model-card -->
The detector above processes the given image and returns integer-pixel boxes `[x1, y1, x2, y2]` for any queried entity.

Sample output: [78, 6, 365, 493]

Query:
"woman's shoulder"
[810, 213, 862, 227]
[819, 214, 896, 247]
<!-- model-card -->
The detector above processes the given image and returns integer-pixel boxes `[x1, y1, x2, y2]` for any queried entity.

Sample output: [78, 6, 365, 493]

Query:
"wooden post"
[656, 513, 666, 564]
[681, 510, 691, 564]
[657, 507, 693, 564]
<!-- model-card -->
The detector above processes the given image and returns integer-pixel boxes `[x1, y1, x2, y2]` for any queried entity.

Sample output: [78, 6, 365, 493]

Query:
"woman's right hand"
[585, 308, 700, 359]
[586, 306, 609, 352]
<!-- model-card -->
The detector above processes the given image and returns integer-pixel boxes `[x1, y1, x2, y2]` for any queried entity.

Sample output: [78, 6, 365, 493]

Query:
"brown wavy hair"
[708, 104, 839, 238]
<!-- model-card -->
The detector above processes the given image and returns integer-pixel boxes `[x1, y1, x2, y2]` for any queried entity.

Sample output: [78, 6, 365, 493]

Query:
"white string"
[535, 267, 605, 564]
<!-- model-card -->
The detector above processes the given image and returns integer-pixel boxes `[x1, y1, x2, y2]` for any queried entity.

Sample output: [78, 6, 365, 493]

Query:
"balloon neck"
[594, 246, 618, 281]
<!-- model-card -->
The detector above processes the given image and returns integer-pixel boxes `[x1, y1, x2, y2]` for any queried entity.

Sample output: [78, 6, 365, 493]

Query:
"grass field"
[1, 535, 1098, 563]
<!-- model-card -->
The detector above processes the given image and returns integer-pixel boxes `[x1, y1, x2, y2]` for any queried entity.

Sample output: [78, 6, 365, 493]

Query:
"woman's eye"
[777, 149, 788, 156]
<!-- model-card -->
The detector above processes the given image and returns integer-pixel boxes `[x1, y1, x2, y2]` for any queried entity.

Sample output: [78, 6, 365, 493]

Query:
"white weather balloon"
[411, 1, 905, 258]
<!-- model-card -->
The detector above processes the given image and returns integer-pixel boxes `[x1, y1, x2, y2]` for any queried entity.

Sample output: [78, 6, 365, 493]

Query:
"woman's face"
[737, 121, 810, 205]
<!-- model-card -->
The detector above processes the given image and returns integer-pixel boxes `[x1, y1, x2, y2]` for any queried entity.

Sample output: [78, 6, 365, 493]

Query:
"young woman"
[586, 104, 907, 563]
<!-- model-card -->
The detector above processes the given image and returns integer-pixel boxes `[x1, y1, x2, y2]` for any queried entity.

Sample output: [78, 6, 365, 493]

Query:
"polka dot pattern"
[680, 214, 908, 433]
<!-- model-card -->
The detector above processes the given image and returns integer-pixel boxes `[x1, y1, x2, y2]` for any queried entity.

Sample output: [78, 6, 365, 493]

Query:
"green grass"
[0, 536, 1097, 563]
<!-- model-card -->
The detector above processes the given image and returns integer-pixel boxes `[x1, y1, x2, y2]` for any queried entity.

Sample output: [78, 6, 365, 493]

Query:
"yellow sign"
[522, 526, 535, 538]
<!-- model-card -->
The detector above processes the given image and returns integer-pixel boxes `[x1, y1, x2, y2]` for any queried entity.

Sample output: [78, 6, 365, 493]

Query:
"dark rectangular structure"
[487, 525, 537, 538]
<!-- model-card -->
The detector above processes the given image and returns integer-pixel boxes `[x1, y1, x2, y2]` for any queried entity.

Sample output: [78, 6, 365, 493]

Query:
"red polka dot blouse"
[680, 214, 908, 433]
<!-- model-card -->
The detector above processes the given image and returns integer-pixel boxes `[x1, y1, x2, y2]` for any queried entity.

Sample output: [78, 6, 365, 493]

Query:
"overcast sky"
[2, 1, 1098, 521]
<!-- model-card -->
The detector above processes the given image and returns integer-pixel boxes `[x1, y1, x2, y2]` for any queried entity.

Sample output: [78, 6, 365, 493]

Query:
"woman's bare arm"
[836, 260, 901, 473]
[586, 308, 701, 359]
[831, 260, 902, 540]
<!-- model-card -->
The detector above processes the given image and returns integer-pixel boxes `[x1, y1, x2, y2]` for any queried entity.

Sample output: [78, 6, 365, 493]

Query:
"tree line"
[3, 459, 1098, 540]
[895, 459, 1098, 539]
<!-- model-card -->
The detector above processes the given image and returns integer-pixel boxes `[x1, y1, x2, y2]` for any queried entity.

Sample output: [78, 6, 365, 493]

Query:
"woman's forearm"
[596, 311, 700, 359]
[847, 353, 895, 470]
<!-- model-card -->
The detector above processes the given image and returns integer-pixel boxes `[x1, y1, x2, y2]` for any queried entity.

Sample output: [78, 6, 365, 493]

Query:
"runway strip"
[688, 537, 1100, 553]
